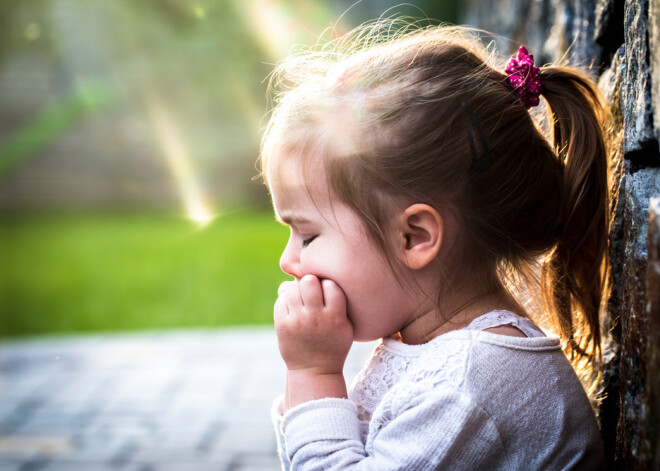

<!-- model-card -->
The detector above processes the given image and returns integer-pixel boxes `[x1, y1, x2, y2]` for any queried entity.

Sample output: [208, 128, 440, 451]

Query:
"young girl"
[262, 21, 609, 470]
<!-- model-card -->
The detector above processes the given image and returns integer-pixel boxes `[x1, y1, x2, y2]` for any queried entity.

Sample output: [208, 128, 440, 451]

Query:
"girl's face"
[269, 164, 417, 342]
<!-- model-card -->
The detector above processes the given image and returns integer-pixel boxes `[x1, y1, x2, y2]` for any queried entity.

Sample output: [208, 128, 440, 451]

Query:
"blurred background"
[0, 0, 461, 339]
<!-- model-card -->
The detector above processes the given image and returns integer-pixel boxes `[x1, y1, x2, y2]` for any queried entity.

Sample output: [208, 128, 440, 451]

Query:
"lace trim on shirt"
[348, 310, 544, 445]
[463, 310, 545, 338]
[349, 343, 410, 440]
[349, 336, 470, 444]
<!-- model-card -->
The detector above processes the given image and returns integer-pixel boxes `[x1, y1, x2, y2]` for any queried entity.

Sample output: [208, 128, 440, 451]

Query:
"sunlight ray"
[232, 0, 341, 61]
[146, 93, 215, 227]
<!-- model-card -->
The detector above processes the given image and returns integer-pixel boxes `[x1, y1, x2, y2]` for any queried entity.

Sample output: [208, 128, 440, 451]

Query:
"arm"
[274, 275, 354, 412]
[281, 384, 507, 470]
[286, 369, 347, 410]
[273, 278, 506, 469]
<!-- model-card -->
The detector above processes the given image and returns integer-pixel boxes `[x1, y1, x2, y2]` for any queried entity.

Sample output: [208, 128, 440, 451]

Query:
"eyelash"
[302, 236, 317, 248]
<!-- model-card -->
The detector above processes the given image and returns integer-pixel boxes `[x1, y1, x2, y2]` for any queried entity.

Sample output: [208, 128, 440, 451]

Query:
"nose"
[279, 238, 303, 279]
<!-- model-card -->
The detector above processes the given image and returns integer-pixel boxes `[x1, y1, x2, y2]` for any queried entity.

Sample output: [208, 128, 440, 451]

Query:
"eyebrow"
[276, 213, 312, 226]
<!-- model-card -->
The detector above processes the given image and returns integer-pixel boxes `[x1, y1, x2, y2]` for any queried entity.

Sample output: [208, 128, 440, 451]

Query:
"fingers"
[321, 279, 346, 313]
[277, 276, 341, 317]
[273, 294, 288, 321]
[285, 280, 303, 311]
[278, 281, 293, 297]
[274, 292, 289, 312]
[299, 275, 324, 311]
[276, 282, 294, 320]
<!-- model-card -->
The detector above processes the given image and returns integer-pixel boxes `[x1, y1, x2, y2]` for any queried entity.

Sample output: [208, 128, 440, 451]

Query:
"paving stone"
[154, 410, 217, 435]
[3, 459, 49, 471]
[146, 463, 232, 471]
[210, 417, 277, 458]
[16, 413, 84, 436]
[0, 435, 72, 463]
[0, 328, 375, 469]
[38, 462, 141, 471]
[0, 369, 55, 403]
[230, 453, 281, 471]
[53, 434, 126, 464]
[0, 460, 22, 471]
[131, 445, 207, 465]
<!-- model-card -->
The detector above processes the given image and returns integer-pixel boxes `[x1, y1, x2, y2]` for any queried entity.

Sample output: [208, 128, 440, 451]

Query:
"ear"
[398, 204, 443, 270]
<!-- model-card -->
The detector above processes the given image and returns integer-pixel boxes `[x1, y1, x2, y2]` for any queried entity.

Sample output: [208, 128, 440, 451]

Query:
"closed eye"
[302, 236, 317, 248]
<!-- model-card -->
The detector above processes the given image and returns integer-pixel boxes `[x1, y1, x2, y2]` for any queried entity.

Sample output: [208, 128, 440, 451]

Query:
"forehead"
[268, 157, 333, 218]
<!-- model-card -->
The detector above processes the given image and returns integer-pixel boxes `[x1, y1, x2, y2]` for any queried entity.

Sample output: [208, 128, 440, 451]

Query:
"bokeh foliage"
[0, 0, 460, 337]
[0, 211, 289, 338]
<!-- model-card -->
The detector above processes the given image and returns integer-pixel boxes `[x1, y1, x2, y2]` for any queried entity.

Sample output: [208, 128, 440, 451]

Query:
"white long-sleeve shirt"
[271, 310, 605, 470]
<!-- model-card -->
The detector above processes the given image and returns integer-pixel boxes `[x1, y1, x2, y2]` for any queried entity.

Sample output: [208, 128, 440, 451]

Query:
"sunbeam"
[146, 93, 215, 227]
[232, 0, 341, 61]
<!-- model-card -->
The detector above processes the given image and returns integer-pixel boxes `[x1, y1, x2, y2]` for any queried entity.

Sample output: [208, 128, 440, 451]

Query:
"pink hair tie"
[505, 45, 541, 109]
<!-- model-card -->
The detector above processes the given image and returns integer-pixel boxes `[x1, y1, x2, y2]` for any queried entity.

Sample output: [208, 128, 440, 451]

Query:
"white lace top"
[272, 310, 605, 470]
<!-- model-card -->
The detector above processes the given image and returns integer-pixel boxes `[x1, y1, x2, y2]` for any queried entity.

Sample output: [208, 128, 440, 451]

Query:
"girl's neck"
[398, 287, 525, 345]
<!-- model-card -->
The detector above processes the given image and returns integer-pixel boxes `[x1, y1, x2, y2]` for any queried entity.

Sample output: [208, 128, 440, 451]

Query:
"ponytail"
[539, 67, 610, 389]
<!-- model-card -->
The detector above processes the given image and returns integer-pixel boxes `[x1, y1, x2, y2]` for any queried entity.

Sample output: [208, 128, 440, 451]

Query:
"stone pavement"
[0, 328, 377, 471]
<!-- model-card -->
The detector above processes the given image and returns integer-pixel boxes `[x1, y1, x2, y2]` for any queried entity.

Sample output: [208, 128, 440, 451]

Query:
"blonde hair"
[260, 21, 611, 394]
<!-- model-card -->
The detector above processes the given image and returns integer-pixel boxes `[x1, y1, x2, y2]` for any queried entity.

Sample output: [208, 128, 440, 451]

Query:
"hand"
[274, 275, 353, 375]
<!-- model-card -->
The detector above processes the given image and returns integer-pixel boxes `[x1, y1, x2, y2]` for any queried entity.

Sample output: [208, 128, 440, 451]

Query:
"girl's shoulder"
[463, 309, 547, 338]
[358, 310, 566, 409]
[379, 312, 565, 394]
[380, 310, 561, 361]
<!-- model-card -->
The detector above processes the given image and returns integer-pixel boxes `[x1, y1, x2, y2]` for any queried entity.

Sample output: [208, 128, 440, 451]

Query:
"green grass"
[0, 209, 289, 338]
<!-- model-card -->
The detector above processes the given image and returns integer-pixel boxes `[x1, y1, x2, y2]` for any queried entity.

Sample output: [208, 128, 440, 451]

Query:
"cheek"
[345, 265, 411, 335]
[300, 237, 340, 271]
[298, 247, 329, 279]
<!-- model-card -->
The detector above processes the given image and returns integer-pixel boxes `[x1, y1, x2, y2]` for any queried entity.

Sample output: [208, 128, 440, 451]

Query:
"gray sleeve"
[271, 395, 291, 471]
[278, 387, 507, 471]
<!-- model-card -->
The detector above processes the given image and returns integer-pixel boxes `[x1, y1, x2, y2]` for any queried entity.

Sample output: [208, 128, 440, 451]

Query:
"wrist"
[285, 369, 348, 411]
[287, 368, 345, 381]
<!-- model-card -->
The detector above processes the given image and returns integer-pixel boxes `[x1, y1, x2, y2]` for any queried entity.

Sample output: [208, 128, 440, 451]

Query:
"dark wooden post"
[464, 0, 660, 468]
[644, 197, 660, 469]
